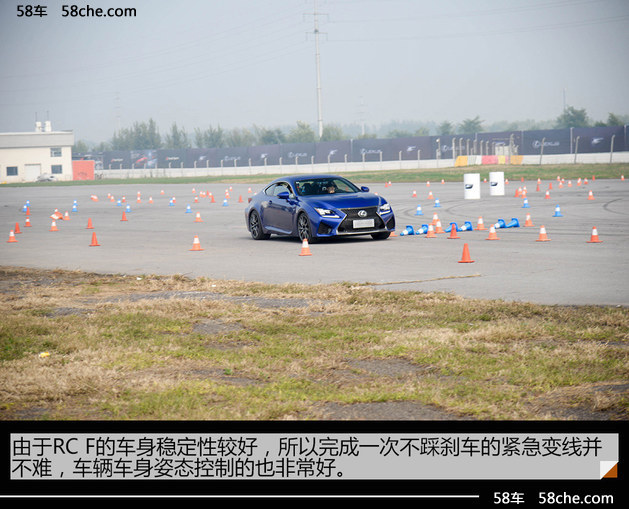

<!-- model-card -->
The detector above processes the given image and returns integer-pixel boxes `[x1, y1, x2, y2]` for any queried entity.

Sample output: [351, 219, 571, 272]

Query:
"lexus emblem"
[358, 210, 368, 217]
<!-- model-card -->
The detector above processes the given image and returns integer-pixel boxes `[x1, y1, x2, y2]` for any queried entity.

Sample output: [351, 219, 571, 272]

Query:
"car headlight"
[315, 208, 339, 218]
[379, 203, 391, 214]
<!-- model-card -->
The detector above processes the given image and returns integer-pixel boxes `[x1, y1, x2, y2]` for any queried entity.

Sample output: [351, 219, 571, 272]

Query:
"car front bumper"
[315, 207, 395, 237]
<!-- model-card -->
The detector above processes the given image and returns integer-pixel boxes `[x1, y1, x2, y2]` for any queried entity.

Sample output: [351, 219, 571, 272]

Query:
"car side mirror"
[277, 191, 290, 199]
[361, 186, 370, 192]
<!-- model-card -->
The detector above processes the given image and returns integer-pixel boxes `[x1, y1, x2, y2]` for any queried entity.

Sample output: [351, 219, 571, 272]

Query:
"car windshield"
[295, 177, 360, 196]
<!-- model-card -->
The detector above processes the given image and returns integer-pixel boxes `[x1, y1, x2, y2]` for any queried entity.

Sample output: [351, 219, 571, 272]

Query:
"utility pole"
[563, 88, 567, 112]
[357, 96, 366, 137]
[310, 0, 324, 140]
[115, 91, 121, 132]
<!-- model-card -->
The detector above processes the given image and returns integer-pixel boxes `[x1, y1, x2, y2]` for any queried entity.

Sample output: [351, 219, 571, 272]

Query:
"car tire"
[249, 210, 270, 240]
[371, 232, 391, 240]
[297, 212, 317, 243]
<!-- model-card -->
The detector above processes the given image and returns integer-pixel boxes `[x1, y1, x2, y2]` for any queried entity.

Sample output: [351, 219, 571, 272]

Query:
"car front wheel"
[249, 210, 270, 240]
[297, 213, 316, 243]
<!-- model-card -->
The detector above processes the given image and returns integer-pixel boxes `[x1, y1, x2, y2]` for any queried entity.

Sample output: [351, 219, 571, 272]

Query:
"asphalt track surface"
[1, 176, 628, 306]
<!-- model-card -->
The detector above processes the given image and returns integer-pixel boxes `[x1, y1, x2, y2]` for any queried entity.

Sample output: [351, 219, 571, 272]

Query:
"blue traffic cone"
[169, 199, 175, 207]
[445, 222, 459, 233]
[505, 217, 520, 228]
[522, 199, 530, 208]
[495, 219, 507, 229]
[552, 205, 563, 217]
[222, 199, 229, 207]
[185, 204, 192, 213]
[400, 225, 414, 236]
[72, 201, 78, 212]
[414, 205, 423, 216]
[434, 199, 441, 208]
[460, 221, 474, 231]
[116, 199, 122, 207]
[417, 224, 429, 234]
[125, 204, 131, 213]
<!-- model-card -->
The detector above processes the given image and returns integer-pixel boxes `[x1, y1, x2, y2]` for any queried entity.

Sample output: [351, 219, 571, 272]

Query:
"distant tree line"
[76, 108, 628, 152]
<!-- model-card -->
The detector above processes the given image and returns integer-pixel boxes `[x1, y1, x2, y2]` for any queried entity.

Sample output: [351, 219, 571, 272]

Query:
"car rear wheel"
[297, 213, 317, 243]
[249, 211, 270, 240]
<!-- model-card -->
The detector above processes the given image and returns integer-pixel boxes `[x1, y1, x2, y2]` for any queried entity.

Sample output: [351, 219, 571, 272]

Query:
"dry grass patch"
[1, 266, 627, 421]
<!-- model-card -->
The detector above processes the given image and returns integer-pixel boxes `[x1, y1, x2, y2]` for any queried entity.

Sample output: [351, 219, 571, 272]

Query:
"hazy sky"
[1, 0, 628, 144]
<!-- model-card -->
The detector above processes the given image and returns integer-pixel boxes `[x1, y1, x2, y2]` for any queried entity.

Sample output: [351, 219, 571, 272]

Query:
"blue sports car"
[245, 174, 395, 242]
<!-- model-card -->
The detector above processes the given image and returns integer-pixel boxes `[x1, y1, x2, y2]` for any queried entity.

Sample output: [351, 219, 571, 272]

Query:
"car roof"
[271, 174, 344, 184]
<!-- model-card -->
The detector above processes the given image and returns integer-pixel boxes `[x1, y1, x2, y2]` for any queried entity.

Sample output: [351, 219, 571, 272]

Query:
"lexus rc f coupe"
[245, 175, 395, 242]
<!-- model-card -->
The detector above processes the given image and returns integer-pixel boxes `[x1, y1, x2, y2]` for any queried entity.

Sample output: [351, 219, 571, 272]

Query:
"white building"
[0, 121, 74, 183]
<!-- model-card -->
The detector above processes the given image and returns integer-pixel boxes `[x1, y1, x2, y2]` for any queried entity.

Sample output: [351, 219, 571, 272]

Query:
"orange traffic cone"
[434, 220, 445, 234]
[238, 195, 243, 203]
[64, 211, 71, 221]
[427, 191, 434, 200]
[412, 190, 417, 198]
[524, 213, 534, 227]
[25, 217, 32, 227]
[447, 225, 460, 239]
[476, 217, 487, 230]
[458, 243, 474, 263]
[50, 221, 59, 232]
[587, 227, 602, 243]
[485, 225, 499, 240]
[14, 222, 21, 234]
[89, 232, 100, 247]
[210, 194, 215, 203]
[431, 213, 439, 225]
[86, 218, 94, 229]
[121, 211, 128, 221]
[587, 190, 595, 200]
[299, 239, 312, 256]
[7, 230, 17, 243]
[425, 224, 436, 238]
[190, 235, 204, 251]
[194, 212, 203, 223]
[536, 225, 550, 242]
[544, 190, 551, 199]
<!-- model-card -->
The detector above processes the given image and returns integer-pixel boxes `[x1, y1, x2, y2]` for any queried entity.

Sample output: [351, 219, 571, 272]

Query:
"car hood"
[306, 192, 385, 210]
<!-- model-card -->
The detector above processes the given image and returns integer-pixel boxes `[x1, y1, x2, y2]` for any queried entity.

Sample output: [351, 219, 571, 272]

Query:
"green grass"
[2, 163, 628, 188]
[0, 267, 627, 421]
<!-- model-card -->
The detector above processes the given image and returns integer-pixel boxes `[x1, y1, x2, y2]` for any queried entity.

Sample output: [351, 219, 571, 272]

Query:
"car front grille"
[338, 206, 385, 233]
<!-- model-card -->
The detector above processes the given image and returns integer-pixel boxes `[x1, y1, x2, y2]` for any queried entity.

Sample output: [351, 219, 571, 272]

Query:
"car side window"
[273, 183, 294, 196]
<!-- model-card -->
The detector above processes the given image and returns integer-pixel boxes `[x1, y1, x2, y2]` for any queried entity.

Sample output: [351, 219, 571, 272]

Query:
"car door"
[262, 182, 297, 234]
